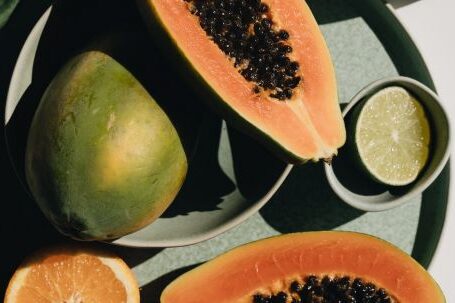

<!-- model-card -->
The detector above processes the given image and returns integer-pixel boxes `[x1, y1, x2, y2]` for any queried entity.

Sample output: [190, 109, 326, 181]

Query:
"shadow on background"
[306, 0, 359, 25]
[387, 0, 421, 9]
[260, 162, 365, 233]
[228, 126, 288, 201]
[412, 163, 450, 268]
[109, 246, 163, 269]
[0, 144, 64, 296]
[161, 115, 236, 217]
[162, 113, 289, 216]
[139, 264, 201, 303]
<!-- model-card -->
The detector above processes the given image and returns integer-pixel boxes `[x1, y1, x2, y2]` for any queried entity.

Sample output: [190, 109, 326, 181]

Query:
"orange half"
[4, 245, 140, 303]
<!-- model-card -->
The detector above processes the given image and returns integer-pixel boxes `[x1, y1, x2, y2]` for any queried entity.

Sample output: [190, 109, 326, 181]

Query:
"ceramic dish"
[324, 76, 450, 212]
[3, 4, 292, 247]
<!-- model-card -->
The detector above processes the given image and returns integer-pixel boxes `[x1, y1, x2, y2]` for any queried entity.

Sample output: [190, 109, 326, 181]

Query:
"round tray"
[0, 0, 450, 300]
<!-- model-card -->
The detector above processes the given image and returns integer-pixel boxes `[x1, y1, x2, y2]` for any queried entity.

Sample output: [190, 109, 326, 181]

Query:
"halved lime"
[354, 86, 430, 186]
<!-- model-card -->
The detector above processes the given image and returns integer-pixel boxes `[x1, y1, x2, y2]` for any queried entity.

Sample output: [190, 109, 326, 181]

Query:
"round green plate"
[0, 0, 450, 300]
[3, 1, 292, 248]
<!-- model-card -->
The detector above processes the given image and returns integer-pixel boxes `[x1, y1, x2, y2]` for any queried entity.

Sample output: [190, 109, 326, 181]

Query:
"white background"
[390, 0, 455, 299]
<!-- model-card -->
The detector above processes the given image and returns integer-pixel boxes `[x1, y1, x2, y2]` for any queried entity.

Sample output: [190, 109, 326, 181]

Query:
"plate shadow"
[306, 0, 359, 25]
[0, 149, 64, 296]
[139, 264, 201, 303]
[160, 115, 236, 217]
[260, 162, 365, 233]
[228, 126, 288, 201]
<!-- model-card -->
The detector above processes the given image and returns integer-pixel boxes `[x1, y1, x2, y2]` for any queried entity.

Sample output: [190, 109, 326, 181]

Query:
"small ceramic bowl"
[324, 76, 451, 211]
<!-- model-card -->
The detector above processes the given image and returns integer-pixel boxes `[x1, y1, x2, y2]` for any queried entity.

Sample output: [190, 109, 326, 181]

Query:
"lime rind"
[355, 86, 430, 186]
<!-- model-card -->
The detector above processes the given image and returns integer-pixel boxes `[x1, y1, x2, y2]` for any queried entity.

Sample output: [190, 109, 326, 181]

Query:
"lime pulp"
[355, 86, 430, 186]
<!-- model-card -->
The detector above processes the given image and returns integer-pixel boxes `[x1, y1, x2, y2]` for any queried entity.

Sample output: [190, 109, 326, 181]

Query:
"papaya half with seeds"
[161, 232, 445, 303]
[25, 51, 187, 240]
[138, 0, 346, 163]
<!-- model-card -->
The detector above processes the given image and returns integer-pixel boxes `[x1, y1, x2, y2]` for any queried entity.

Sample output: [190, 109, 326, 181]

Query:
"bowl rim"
[324, 76, 451, 212]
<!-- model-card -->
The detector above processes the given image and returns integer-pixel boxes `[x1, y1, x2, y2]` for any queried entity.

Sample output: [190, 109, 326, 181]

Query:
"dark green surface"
[0, 0, 19, 28]
[0, 0, 450, 301]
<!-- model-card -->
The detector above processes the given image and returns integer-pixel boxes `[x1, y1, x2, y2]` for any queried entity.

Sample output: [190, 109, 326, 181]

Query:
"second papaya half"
[138, 0, 346, 163]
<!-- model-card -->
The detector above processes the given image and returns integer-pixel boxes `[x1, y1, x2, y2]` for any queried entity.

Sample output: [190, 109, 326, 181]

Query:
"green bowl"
[324, 76, 451, 212]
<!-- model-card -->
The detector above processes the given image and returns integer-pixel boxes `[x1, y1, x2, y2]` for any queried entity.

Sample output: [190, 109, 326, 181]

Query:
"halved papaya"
[161, 232, 445, 303]
[138, 0, 345, 163]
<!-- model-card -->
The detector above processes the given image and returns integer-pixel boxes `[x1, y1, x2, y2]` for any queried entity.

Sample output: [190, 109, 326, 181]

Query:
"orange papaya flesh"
[161, 232, 445, 303]
[138, 0, 345, 163]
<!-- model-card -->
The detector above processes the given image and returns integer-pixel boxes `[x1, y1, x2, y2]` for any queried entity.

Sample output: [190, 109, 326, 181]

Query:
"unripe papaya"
[25, 51, 187, 240]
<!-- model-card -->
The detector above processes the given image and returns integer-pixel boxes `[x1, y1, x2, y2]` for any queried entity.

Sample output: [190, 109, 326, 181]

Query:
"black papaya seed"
[186, 0, 301, 101]
[252, 275, 394, 303]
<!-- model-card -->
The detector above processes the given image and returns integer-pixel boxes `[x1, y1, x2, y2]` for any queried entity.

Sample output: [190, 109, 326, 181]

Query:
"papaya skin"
[25, 51, 187, 240]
